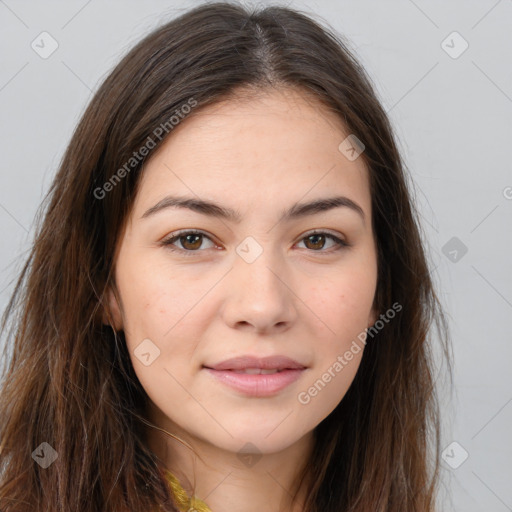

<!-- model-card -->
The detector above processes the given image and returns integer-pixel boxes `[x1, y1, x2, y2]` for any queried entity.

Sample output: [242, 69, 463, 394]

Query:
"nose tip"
[222, 257, 297, 335]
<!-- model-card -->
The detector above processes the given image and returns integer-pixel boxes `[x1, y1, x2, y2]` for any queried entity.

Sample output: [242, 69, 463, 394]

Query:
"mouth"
[203, 354, 306, 372]
[227, 368, 285, 374]
[202, 355, 307, 397]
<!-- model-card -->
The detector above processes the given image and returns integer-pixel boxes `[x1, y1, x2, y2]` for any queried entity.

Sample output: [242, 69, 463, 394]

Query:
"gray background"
[1, 0, 511, 510]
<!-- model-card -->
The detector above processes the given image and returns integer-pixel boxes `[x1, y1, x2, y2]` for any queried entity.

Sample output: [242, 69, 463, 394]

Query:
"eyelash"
[160, 229, 349, 257]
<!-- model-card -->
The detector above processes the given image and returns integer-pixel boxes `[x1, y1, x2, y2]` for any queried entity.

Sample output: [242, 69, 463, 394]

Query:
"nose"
[220, 247, 298, 335]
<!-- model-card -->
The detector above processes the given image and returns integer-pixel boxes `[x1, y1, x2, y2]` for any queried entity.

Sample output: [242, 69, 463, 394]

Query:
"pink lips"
[203, 355, 307, 397]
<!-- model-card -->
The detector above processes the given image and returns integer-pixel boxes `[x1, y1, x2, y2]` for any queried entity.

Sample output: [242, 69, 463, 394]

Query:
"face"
[106, 87, 378, 457]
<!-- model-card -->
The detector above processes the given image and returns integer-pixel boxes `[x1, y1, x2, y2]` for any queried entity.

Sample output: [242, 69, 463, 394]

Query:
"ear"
[102, 285, 123, 331]
[368, 305, 379, 328]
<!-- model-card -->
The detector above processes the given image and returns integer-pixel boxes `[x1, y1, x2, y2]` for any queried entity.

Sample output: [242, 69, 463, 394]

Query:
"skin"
[105, 86, 379, 512]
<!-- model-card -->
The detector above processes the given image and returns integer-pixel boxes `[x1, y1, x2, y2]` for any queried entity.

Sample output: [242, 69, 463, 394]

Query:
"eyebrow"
[141, 195, 365, 223]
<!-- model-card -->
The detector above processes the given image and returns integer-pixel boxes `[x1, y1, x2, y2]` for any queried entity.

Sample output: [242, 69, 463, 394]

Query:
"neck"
[145, 413, 314, 512]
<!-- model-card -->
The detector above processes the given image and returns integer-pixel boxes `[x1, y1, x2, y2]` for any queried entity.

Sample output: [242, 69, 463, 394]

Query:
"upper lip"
[204, 355, 306, 371]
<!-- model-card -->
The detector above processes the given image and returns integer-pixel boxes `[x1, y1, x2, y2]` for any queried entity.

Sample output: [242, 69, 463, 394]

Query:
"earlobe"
[102, 286, 123, 331]
[368, 307, 379, 328]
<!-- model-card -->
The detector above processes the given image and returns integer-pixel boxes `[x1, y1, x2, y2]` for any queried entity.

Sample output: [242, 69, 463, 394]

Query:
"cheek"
[117, 257, 192, 336]
[298, 268, 374, 407]
[299, 349, 362, 416]
[117, 263, 225, 401]
[308, 270, 376, 341]
[119, 282, 201, 412]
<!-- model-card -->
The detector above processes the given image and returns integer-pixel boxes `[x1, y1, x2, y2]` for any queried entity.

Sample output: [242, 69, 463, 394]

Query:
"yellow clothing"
[164, 469, 211, 512]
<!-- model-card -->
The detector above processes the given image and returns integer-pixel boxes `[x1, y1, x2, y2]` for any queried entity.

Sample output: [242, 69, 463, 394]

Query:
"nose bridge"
[233, 235, 284, 296]
[221, 235, 296, 331]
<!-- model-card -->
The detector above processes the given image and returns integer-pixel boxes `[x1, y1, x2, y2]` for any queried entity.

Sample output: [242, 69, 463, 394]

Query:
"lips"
[231, 368, 282, 374]
[203, 355, 306, 372]
[203, 355, 307, 397]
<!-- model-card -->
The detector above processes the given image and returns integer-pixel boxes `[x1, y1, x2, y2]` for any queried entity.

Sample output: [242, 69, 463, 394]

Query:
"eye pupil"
[182, 234, 202, 250]
[305, 234, 325, 250]
[165, 231, 344, 255]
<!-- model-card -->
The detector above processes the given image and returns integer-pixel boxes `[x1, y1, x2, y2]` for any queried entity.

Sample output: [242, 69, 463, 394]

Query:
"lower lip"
[204, 368, 305, 397]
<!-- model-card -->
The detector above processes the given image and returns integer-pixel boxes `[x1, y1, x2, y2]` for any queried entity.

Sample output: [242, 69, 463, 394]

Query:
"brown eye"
[297, 232, 348, 252]
[180, 233, 203, 250]
[161, 230, 348, 257]
[161, 230, 216, 255]
[304, 233, 327, 250]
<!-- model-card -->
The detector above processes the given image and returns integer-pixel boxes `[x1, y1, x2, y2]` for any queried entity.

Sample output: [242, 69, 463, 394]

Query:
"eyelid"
[160, 228, 349, 255]
[301, 228, 348, 244]
[160, 229, 218, 255]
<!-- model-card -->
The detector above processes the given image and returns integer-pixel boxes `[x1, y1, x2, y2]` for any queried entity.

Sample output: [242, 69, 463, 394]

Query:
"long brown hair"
[0, 2, 451, 511]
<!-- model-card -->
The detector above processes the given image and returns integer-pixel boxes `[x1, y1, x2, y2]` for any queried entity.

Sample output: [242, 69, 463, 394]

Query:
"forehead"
[133, 87, 371, 219]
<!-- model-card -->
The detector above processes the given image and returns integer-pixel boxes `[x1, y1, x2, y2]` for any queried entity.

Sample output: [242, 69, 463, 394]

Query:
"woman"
[0, 2, 451, 511]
